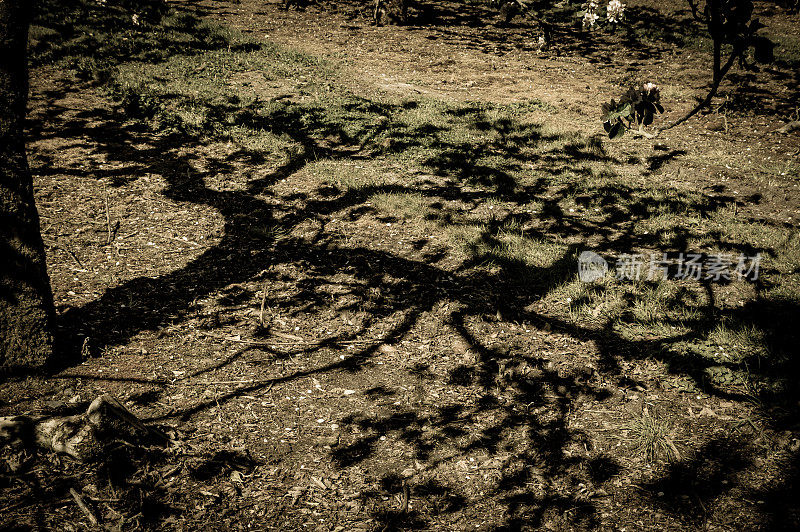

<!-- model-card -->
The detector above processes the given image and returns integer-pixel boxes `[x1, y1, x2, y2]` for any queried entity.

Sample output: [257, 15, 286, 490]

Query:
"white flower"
[588, 0, 599, 9]
[131, 13, 140, 25]
[606, 0, 625, 23]
[583, 11, 600, 28]
[643, 82, 658, 93]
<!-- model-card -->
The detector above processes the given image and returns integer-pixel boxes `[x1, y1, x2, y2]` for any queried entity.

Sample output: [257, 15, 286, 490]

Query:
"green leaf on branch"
[602, 102, 631, 123]
[608, 121, 624, 139]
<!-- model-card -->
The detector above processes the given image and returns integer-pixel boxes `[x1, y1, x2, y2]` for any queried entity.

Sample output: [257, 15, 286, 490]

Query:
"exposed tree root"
[0, 394, 170, 461]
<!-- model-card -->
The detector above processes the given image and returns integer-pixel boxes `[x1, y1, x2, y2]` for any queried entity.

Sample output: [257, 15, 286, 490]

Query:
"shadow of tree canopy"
[18, 0, 800, 529]
[30, 0, 262, 69]
[314, 0, 704, 61]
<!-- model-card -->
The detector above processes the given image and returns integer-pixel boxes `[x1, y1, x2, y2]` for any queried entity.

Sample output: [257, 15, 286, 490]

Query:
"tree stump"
[0, 394, 170, 462]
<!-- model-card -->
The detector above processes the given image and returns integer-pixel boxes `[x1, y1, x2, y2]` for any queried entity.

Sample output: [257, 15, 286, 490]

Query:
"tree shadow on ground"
[41, 77, 799, 528]
[12, 0, 800, 529]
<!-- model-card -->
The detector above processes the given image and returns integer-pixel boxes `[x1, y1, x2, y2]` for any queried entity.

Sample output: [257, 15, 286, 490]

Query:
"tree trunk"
[0, 0, 57, 371]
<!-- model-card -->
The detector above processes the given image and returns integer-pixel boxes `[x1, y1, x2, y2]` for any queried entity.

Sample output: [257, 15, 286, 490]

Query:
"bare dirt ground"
[2, 0, 800, 530]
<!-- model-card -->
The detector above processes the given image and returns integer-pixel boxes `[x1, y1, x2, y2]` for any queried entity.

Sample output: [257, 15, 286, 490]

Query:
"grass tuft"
[627, 407, 681, 463]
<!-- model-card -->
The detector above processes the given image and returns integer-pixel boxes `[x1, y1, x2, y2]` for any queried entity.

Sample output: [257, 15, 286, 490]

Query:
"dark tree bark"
[0, 0, 57, 371]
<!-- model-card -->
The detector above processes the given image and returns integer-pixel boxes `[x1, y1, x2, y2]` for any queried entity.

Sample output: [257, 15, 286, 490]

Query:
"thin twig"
[53, 373, 278, 389]
[259, 281, 268, 327]
[62, 246, 85, 269]
[118, 230, 139, 240]
[271, 330, 305, 342]
[166, 235, 203, 248]
[104, 183, 113, 245]
[70, 488, 99, 525]
[46, 242, 84, 269]
[0, 499, 32, 515]
[196, 330, 378, 346]
[53, 373, 169, 384]
[193, 380, 276, 387]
